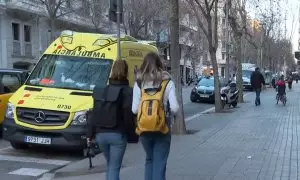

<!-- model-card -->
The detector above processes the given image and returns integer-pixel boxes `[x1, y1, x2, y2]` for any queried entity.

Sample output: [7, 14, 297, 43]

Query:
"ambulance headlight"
[5, 103, 15, 119]
[71, 110, 87, 126]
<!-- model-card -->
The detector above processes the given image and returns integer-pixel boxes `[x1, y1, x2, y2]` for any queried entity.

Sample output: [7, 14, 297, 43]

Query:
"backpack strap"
[137, 79, 142, 89]
[160, 80, 170, 100]
[161, 80, 171, 114]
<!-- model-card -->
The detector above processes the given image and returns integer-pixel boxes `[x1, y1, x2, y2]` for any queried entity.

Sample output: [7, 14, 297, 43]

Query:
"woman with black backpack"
[87, 60, 137, 180]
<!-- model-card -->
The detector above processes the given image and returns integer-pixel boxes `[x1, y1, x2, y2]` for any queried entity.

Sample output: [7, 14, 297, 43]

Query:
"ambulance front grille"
[16, 108, 70, 126]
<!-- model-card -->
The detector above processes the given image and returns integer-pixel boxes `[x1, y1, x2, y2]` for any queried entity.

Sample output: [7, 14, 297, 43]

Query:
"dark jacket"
[87, 79, 135, 139]
[276, 80, 286, 94]
[0, 82, 4, 94]
[251, 71, 265, 89]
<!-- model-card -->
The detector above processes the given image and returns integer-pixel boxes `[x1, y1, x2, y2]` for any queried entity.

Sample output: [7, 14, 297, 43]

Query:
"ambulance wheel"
[10, 141, 28, 150]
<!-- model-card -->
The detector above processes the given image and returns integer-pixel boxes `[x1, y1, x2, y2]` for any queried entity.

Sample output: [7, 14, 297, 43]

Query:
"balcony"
[5, 0, 94, 28]
[6, 0, 45, 15]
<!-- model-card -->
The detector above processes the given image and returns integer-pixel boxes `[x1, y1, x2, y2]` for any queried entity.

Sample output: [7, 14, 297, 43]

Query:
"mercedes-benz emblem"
[34, 111, 46, 123]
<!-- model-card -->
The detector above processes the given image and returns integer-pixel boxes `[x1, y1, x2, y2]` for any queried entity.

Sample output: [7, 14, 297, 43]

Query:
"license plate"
[24, 136, 51, 145]
[200, 94, 209, 98]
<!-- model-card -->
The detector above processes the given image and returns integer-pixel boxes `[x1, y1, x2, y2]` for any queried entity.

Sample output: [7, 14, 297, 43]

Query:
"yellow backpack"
[136, 80, 170, 135]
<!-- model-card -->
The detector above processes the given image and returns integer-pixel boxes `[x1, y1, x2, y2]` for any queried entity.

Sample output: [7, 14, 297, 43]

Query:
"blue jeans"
[140, 134, 171, 180]
[255, 88, 261, 104]
[96, 132, 127, 180]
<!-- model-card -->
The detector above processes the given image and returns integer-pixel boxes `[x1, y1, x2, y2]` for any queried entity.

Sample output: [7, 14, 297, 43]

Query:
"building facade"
[0, 0, 114, 69]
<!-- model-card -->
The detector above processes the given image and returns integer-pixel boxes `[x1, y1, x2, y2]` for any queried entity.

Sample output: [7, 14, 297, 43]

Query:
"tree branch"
[188, 0, 209, 38]
[54, 0, 65, 18]
[194, 0, 209, 18]
[209, 0, 216, 12]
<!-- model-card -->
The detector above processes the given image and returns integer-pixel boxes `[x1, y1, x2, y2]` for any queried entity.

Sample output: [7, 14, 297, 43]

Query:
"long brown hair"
[110, 60, 128, 81]
[140, 52, 164, 86]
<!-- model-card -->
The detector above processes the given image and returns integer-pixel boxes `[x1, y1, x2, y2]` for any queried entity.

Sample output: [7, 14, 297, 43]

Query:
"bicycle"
[276, 93, 287, 106]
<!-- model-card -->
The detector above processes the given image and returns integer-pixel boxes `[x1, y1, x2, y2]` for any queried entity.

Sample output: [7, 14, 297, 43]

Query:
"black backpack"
[91, 85, 123, 128]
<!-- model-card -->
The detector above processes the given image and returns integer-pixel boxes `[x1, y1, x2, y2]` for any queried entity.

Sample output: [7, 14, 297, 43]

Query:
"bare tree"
[227, 0, 247, 102]
[246, 0, 283, 69]
[83, 0, 109, 33]
[39, 0, 80, 40]
[123, 0, 166, 39]
[168, 0, 186, 134]
[188, 0, 222, 112]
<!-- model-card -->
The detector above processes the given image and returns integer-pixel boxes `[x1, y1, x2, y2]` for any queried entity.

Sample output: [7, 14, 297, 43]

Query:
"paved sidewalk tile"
[54, 85, 300, 180]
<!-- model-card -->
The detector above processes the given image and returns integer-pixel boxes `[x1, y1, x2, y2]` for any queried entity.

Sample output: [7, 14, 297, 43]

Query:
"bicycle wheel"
[283, 96, 287, 106]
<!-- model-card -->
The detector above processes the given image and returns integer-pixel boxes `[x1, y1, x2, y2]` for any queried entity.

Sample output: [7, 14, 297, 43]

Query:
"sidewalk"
[53, 85, 300, 180]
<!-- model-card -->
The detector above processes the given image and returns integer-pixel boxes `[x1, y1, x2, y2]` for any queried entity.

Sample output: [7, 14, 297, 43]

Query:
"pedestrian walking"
[250, 67, 265, 106]
[287, 74, 293, 90]
[271, 75, 276, 89]
[87, 60, 137, 180]
[132, 52, 179, 180]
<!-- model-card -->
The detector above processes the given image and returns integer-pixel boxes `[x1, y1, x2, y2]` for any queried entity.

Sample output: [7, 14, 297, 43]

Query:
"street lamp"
[109, 0, 123, 60]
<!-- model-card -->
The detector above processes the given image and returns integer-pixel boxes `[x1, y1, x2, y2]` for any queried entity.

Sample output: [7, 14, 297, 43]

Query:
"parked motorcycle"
[220, 82, 239, 109]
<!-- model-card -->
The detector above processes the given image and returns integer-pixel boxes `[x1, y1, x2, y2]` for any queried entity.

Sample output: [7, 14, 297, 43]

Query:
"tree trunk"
[50, 18, 56, 41]
[235, 35, 244, 103]
[168, 0, 186, 134]
[191, 56, 197, 78]
[183, 56, 187, 86]
[210, 49, 222, 112]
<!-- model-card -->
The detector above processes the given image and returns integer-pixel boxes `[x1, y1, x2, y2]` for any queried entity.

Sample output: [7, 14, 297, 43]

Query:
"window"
[12, 23, 20, 41]
[24, 25, 31, 42]
[24, 25, 32, 56]
[222, 18, 226, 25]
[222, 53, 225, 60]
[222, 41, 226, 48]
[0, 73, 21, 94]
[197, 78, 214, 87]
[221, 67, 225, 77]
[12, 23, 21, 56]
[27, 55, 113, 91]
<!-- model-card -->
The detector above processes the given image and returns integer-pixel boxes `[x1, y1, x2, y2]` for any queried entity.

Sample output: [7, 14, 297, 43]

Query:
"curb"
[53, 164, 107, 178]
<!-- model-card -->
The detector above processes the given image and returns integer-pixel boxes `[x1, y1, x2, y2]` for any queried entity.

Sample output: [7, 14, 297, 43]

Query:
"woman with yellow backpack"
[132, 52, 179, 180]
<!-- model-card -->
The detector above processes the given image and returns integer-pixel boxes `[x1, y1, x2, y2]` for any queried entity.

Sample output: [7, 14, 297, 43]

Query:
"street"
[0, 86, 213, 180]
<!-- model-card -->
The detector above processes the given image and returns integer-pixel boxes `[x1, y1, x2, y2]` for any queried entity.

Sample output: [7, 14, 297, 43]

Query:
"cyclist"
[275, 75, 286, 104]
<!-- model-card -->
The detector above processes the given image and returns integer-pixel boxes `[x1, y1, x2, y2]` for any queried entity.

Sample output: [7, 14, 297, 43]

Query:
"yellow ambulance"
[2, 30, 158, 150]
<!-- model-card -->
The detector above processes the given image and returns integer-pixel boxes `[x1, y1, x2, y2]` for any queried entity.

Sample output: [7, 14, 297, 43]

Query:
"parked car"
[242, 69, 255, 91]
[0, 69, 29, 133]
[195, 75, 203, 85]
[190, 77, 216, 103]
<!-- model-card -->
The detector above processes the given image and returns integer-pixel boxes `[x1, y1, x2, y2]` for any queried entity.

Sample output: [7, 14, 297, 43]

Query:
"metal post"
[225, 0, 230, 81]
[117, 0, 121, 60]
